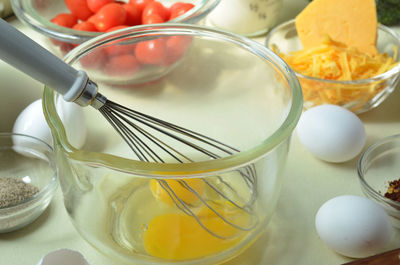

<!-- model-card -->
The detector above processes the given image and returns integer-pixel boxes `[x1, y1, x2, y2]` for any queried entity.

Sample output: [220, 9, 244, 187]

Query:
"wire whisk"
[100, 100, 258, 239]
[0, 18, 258, 239]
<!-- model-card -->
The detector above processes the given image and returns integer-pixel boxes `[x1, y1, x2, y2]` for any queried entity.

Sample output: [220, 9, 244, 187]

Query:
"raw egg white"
[12, 99, 86, 149]
[296, 104, 366, 163]
[316, 195, 392, 258]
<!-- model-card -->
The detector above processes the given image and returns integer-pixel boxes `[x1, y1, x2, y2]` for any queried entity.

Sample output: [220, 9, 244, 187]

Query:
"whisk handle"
[0, 18, 97, 106]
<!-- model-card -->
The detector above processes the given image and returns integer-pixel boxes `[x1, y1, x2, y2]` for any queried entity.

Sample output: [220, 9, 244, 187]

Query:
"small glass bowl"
[358, 134, 400, 228]
[265, 19, 400, 114]
[11, 0, 219, 57]
[0, 133, 58, 233]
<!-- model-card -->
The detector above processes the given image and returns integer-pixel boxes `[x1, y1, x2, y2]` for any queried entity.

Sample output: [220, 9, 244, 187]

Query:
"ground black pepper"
[0, 177, 39, 208]
[384, 178, 400, 202]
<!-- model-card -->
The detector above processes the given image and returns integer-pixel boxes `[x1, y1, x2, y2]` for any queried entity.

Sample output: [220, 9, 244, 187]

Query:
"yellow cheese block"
[295, 0, 378, 55]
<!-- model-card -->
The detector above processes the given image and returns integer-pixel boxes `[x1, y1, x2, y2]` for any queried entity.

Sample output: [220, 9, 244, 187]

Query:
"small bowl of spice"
[358, 134, 400, 228]
[0, 133, 58, 233]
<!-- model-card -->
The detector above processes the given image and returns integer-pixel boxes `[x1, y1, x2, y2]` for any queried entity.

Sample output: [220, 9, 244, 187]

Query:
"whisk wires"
[99, 99, 258, 239]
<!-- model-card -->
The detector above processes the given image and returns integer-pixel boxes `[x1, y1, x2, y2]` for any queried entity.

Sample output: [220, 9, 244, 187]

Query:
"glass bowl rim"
[0, 132, 58, 212]
[357, 133, 400, 208]
[43, 23, 303, 177]
[265, 18, 400, 85]
[11, 0, 221, 44]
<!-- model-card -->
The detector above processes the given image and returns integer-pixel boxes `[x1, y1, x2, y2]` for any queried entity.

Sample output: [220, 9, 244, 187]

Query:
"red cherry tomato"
[169, 3, 194, 20]
[129, 0, 154, 13]
[142, 1, 169, 22]
[135, 38, 166, 65]
[80, 48, 108, 69]
[64, 0, 94, 20]
[164, 35, 192, 65]
[91, 3, 127, 31]
[104, 26, 138, 56]
[59, 42, 76, 56]
[50, 13, 78, 28]
[104, 54, 141, 76]
[106, 25, 129, 32]
[87, 14, 97, 24]
[86, 0, 114, 13]
[72, 21, 98, 31]
[142, 13, 164, 24]
[123, 3, 141, 26]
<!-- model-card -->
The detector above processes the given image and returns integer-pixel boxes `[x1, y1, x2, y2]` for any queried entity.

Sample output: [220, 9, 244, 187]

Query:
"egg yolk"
[143, 203, 250, 260]
[150, 178, 205, 205]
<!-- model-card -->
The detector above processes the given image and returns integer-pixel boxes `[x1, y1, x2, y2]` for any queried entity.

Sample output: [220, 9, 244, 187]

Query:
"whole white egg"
[12, 98, 86, 149]
[315, 195, 392, 258]
[296, 104, 366, 163]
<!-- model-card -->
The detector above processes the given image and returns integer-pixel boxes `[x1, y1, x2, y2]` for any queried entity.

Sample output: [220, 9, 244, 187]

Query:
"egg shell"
[315, 195, 392, 258]
[296, 104, 366, 163]
[12, 98, 86, 149]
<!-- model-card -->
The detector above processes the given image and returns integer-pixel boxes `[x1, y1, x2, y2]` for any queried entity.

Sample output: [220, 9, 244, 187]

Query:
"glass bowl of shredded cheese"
[265, 19, 400, 114]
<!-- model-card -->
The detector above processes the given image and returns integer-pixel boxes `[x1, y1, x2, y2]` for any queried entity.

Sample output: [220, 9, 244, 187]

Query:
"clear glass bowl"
[0, 133, 58, 233]
[358, 134, 400, 228]
[265, 19, 400, 114]
[11, 0, 219, 57]
[43, 24, 303, 264]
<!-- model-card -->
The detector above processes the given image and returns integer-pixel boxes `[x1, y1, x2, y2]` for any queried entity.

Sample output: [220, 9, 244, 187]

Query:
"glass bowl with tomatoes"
[11, 0, 220, 57]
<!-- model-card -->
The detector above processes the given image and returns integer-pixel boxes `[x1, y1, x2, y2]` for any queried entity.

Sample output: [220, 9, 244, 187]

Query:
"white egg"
[315, 195, 392, 258]
[296, 104, 366, 163]
[12, 99, 53, 146]
[12, 98, 86, 149]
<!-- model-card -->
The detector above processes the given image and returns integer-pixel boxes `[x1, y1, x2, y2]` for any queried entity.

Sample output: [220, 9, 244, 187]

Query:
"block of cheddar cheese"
[295, 0, 378, 55]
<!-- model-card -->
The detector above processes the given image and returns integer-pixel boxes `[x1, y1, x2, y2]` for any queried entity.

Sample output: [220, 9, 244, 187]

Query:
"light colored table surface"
[1, 1, 400, 264]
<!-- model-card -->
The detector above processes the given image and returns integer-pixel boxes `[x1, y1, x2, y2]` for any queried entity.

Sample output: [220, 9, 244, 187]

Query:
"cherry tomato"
[87, 0, 114, 13]
[104, 54, 141, 76]
[164, 35, 192, 65]
[135, 38, 166, 65]
[129, 0, 154, 13]
[104, 26, 138, 56]
[72, 21, 98, 31]
[123, 3, 141, 26]
[142, 13, 164, 24]
[106, 25, 129, 32]
[142, 1, 169, 22]
[91, 3, 127, 31]
[50, 13, 78, 28]
[87, 14, 97, 24]
[169, 3, 194, 20]
[80, 48, 108, 69]
[64, 0, 94, 20]
[59, 42, 76, 56]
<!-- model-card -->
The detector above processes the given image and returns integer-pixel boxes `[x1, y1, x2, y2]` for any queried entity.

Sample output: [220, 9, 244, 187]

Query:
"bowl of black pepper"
[0, 133, 58, 233]
[358, 133, 400, 228]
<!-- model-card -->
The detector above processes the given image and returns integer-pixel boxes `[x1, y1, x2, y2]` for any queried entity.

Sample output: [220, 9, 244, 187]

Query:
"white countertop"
[1, 1, 400, 264]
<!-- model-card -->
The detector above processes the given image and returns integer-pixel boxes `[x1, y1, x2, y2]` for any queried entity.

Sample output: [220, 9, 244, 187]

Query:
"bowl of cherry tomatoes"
[11, 0, 220, 56]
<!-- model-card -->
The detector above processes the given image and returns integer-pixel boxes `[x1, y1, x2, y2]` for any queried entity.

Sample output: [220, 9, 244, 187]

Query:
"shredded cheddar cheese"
[275, 37, 398, 111]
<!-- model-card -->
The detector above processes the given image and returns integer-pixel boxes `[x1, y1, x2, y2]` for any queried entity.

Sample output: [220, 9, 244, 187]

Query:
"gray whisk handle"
[0, 18, 94, 105]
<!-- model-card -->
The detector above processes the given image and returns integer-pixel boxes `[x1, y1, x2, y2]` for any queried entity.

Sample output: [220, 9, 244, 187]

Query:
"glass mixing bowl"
[11, 0, 219, 57]
[43, 24, 302, 264]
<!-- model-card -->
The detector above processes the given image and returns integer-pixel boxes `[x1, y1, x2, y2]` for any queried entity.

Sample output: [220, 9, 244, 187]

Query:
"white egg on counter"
[296, 104, 366, 163]
[12, 98, 86, 149]
[315, 195, 392, 258]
